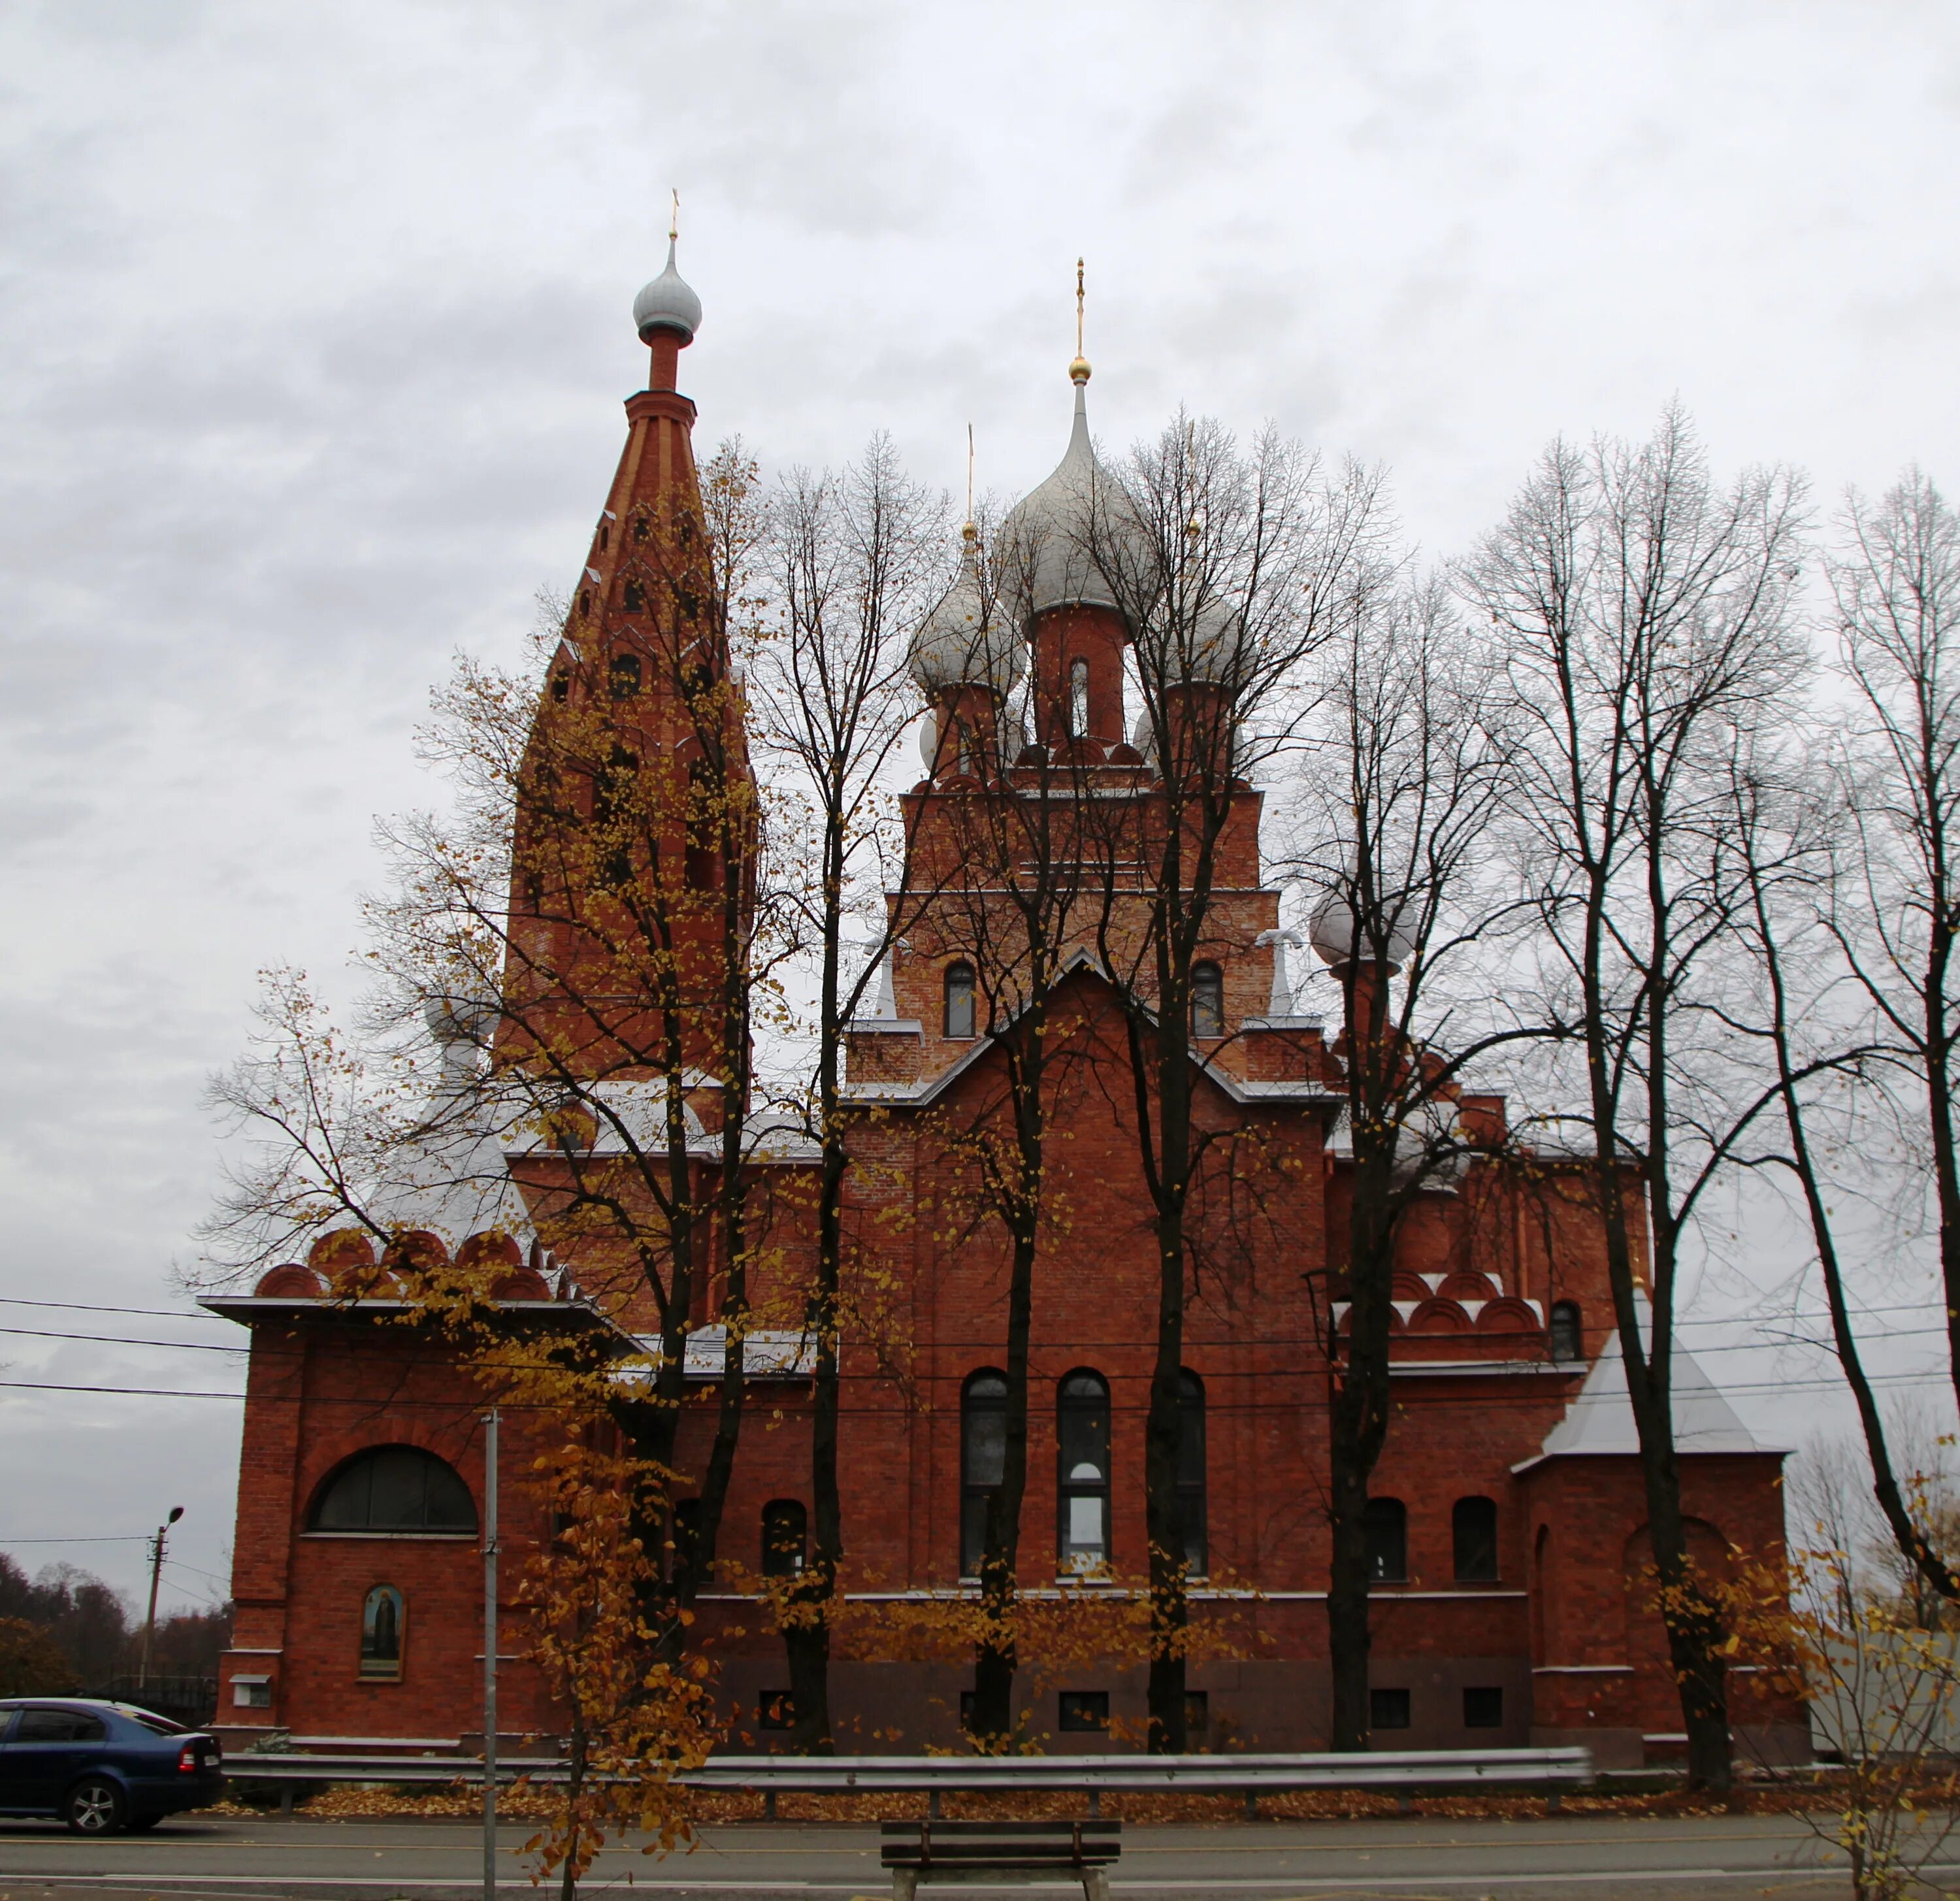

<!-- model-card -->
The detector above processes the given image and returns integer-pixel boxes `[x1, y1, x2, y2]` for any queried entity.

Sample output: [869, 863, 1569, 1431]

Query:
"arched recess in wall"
[1621, 1517, 1730, 1663]
[308, 1446, 478, 1534]
[360, 1584, 405, 1679]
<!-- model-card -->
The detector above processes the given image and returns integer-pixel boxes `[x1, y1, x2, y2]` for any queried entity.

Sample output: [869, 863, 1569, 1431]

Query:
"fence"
[222, 1745, 1597, 1819]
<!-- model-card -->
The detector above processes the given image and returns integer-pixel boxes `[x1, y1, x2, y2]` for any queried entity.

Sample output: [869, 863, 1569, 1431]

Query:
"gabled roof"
[840, 947, 1342, 1113]
[1512, 1306, 1778, 1472]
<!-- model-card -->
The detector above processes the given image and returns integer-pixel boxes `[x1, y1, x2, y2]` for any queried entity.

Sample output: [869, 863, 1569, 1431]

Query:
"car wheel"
[64, 1777, 126, 1836]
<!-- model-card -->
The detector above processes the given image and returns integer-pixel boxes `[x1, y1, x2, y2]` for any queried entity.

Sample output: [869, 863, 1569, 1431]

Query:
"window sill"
[302, 1530, 478, 1541]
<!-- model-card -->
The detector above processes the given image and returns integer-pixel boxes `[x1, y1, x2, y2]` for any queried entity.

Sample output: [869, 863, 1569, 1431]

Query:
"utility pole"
[139, 1506, 184, 1690]
[482, 1408, 499, 1901]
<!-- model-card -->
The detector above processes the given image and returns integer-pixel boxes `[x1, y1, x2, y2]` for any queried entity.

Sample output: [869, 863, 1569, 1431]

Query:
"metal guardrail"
[223, 1747, 1597, 1817]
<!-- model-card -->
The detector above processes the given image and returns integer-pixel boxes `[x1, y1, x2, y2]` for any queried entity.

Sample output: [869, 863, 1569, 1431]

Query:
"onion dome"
[1002, 363, 1140, 621]
[632, 237, 703, 345]
[1308, 887, 1415, 972]
[909, 523, 1026, 697]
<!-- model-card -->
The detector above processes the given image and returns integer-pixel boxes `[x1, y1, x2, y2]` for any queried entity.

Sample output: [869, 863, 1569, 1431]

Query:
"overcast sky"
[4, 0, 1958, 1613]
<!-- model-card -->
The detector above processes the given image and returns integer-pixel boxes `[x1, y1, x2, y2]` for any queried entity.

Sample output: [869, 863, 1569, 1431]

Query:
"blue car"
[0, 1698, 224, 1834]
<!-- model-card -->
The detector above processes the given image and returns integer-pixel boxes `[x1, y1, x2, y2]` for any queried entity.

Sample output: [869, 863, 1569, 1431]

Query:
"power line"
[0, 1297, 226, 1322]
[0, 1534, 150, 1545]
[1, 1365, 1952, 1410]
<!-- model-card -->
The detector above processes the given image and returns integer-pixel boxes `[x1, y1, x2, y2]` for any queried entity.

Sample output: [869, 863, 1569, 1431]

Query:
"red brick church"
[207, 244, 1799, 1768]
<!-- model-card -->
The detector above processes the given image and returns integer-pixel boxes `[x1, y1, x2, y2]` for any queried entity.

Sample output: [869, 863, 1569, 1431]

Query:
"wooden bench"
[881, 1819, 1120, 1901]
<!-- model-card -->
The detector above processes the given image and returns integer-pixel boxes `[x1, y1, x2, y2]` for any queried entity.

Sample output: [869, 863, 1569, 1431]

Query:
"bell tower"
[499, 224, 754, 1084]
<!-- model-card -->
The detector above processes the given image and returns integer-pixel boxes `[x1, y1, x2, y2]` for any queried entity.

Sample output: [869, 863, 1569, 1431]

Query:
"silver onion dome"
[1000, 369, 1143, 621]
[633, 238, 703, 344]
[909, 525, 1027, 697]
[1308, 887, 1416, 972]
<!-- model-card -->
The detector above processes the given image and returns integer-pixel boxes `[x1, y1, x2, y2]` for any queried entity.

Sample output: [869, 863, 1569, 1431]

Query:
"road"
[0, 1811, 1925, 1899]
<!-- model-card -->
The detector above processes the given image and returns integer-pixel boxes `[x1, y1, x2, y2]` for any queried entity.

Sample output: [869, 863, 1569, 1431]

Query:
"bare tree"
[1072, 413, 1384, 1750]
[745, 438, 947, 1752]
[1463, 406, 1807, 1790]
[1279, 569, 1535, 1751]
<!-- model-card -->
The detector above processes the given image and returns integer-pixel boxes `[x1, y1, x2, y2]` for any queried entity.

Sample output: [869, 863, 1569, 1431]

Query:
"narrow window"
[1463, 1685, 1504, 1728]
[1057, 1371, 1111, 1575]
[761, 1499, 807, 1578]
[1190, 963, 1225, 1040]
[1058, 1690, 1109, 1732]
[579, 589, 591, 616]
[1178, 1370, 1207, 1577]
[623, 580, 646, 613]
[609, 653, 642, 700]
[1549, 1300, 1582, 1361]
[1364, 1497, 1407, 1583]
[359, 1585, 404, 1680]
[943, 961, 977, 1039]
[598, 523, 610, 552]
[633, 516, 649, 543]
[672, 1498, 702, 1579]
[1069, 657, 1090, 736]
[961, 1370, 1009, 1579]
[1369, 1686, 1411, 1730]
[1452, 1496, 1499, 1582]
[550, 671, 569, 704]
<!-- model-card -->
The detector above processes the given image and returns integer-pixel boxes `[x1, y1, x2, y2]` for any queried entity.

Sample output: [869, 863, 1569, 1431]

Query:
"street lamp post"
[139, 1506, 184, 1690]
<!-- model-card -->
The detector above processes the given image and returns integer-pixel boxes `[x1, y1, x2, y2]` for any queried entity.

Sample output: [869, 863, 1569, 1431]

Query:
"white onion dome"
[1001, 366, 1143, 621]
[909, 524, 1026, 697]
[1308, 888, 1415, 972]
[633, 238, 703, 344]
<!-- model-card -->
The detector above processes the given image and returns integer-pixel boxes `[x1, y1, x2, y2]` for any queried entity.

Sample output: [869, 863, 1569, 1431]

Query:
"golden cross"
[966, 423, 975, 525]
[1075, 257, 1085, 357]
[669, 189, 679, 244]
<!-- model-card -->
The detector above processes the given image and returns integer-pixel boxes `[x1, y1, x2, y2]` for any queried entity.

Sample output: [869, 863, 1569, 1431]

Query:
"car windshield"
[116, 1706, 186, 1734]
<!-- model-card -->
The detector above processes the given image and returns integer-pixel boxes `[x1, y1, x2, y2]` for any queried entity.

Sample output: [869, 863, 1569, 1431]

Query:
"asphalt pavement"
[0, 1811, 1929, 1899]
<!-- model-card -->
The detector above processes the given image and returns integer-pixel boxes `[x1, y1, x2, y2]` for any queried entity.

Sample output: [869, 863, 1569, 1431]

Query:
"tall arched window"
[1364, 1496, 1407, 1583]
[1057, 1371, 1111, 1575]
[1452, 1495, 1499, 1581]
[761, 1500, 807, 1578]
[1178, 1370, 1207, 1577]
[360, 1585, 405, 1679]
[943, 961, 977, 1039]
[622, 580, 646, 613]
[1190, 963, 1225, 1040]
[1069, 658, 1090, 737]
[1548, 1300, 1582, 1362]
[609, 652, 642, 699]
[310, 1447, 476, 1534]
[961, 1369, 1008, 1579]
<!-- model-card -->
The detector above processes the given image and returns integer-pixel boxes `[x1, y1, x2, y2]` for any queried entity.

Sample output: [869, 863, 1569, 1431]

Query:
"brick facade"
[209, 267, 1803, 1769]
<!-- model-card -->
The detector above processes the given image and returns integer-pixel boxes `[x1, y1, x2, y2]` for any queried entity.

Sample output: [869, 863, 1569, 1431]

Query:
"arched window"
[1069, 658, 1090, 737]
[761, 1500, 807, 1578]
[1452, 1495, 1499, 1582]
[598, 523, 610, 552]
[1178, 1370, 1207, 1577]
[360, 1585, 404, 1679]
[1190, 963, 1225, 1040]
[1057, 1371, 1111, 1575]
[943, 961, 977, 1039]
[1364, 1496, 1407, 1583]
[622, 580, 646, 613]
[550, 671, 570, 704]
[1548, 1300, 1582, 1362]
[310, 1447, 477, 1534]
[961, 1370, 1008, 1579]
[609, 653, 642, 699]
